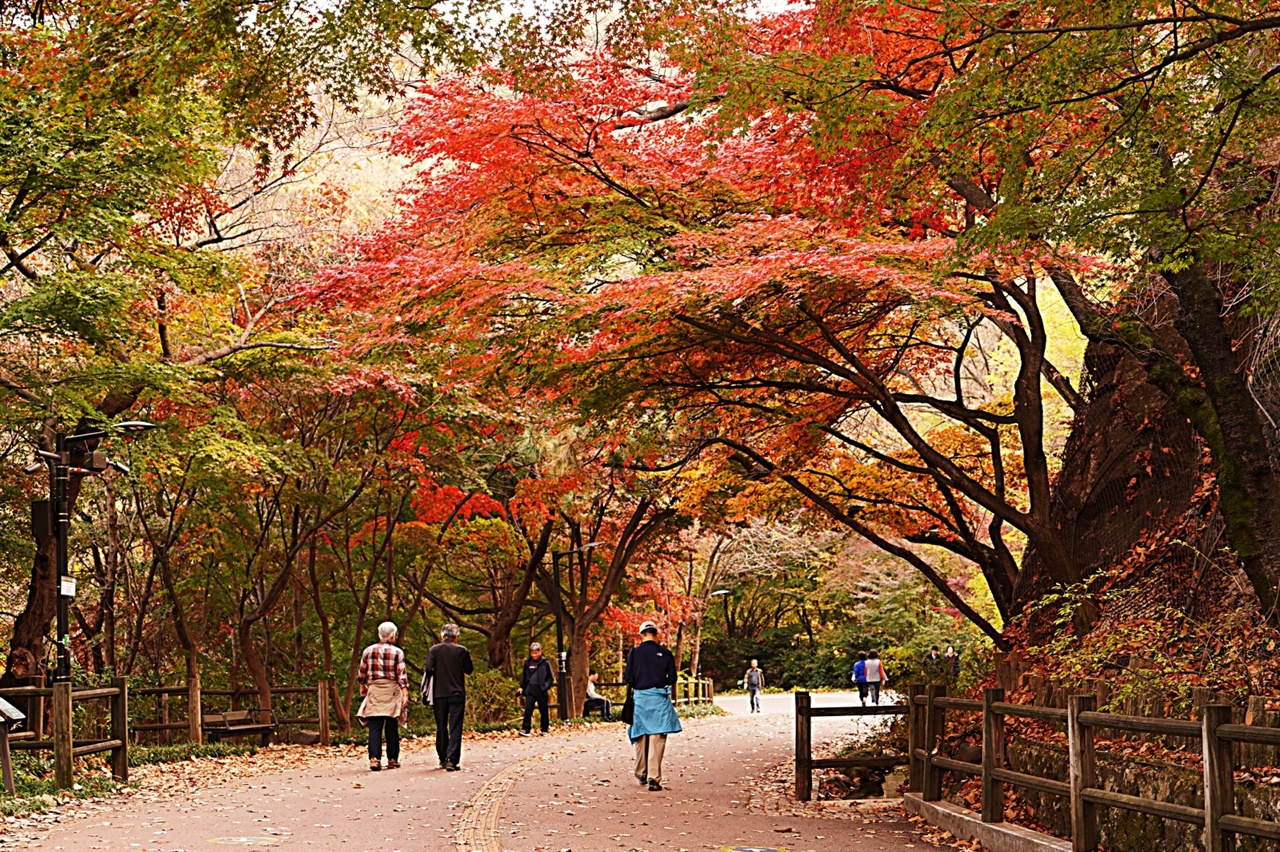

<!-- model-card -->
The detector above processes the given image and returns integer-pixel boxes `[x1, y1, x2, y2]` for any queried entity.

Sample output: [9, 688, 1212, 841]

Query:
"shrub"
[464, 669, 521, 727]
[129, 742, 257, 767]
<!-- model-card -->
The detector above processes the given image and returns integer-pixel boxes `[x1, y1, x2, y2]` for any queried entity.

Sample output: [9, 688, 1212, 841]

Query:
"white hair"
[377, 622, 398, 641]
[441, 623, 460, 639]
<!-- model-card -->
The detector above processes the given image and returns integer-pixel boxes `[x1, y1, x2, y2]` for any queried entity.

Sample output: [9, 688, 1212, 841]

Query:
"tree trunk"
[306, 538, 349, 731]
[569, 628, 590, 718]
[238, 618, 273, 711]
[672, 622, 686, 674]
[689, 619, 703, 678]
[1166, 262, 1280, 619]
[487, 521, 553, 673]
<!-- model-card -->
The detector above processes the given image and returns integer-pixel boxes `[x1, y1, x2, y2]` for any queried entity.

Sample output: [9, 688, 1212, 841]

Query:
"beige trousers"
[633, 733, 667, 784]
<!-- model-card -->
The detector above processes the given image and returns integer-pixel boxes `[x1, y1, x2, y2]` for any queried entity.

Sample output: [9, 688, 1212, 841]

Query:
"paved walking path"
[27, 692, 933, 851]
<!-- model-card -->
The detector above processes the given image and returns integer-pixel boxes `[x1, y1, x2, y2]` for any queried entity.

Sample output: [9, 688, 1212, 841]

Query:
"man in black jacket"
[425, 623, 474, 771]
[516, 642, 554, 736]
[624, 621, 681, 791]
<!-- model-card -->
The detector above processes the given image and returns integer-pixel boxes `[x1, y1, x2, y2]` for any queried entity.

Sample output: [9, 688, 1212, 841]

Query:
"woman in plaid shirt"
[358, 622, 408, 770]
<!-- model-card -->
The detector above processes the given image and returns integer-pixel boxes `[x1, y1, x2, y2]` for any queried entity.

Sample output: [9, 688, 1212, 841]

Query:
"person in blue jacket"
[852, 650, 869, 705]
[624, 621, 681, 791]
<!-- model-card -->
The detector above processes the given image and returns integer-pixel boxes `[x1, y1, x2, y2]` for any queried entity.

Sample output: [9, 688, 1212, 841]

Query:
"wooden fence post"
[982, 687, 1005, 823]
[52, 681, 72, 790]
[923, 684, 946, 802]
[110, 677, 129, 782]
[795, 691, 812, 802]
[1202, 704, 1236, 852]
[188, 674, 203, 745]
[908, 684, 925, 792]
[1068, 694, 1098, 851]
[318, 679, 330, 746]
[0, 722, 13, 795]
[32, 672, 45, 741]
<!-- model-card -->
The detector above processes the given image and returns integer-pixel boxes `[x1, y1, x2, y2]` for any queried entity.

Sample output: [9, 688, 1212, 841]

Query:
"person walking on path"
[624, 621, 681, 791]
[944, 644, 960, 681]
[425, 623, 473, 771]
[356, 621, 408, 772]
[922, 646, 942, 681]
[852, 650, 869, 706]
[865, 649, 888, 705]
[584, 670, 614, 721]
[743, 659, 765, 713]
[517, 642, 554, 736]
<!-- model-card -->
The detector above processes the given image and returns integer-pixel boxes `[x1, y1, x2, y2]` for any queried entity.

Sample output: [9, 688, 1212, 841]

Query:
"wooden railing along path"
[131, 681, 332, 745]
[595, 677, 715, 706]
[0, 680, 128, 792]
[795, 684, 1280, 851]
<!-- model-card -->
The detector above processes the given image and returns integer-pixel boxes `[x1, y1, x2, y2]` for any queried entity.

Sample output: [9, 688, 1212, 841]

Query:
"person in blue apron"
[624, 621, 681, 791]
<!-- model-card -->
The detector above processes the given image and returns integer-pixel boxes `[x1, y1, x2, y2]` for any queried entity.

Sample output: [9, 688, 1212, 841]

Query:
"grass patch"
[0, 752, 119, 817]
[678, 703, 728, 718]
[129, 741, 258, 767]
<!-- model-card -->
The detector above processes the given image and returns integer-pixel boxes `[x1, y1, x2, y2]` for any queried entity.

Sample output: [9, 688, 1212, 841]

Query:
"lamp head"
[112, 420, 156, 433]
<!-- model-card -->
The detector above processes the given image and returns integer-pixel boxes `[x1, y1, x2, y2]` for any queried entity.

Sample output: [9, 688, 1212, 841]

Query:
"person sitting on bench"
[583, 671, 614, 721]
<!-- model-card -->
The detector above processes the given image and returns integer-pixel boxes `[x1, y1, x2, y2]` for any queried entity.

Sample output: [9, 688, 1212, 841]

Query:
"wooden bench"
[202, 709, 278, 746]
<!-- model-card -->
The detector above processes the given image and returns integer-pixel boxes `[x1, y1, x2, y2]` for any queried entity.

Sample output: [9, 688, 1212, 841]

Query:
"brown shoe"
[370, 759, 381, 771]
[387, 759, 400, 769]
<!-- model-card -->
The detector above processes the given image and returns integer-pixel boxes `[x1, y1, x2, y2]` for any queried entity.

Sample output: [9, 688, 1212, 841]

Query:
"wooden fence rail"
[793, 691, 908, 801]
[0, 679, 128, 792]
[595, 678, 715, 707]
[125, 681, 332, 746]
[794, 684, 1280, 851]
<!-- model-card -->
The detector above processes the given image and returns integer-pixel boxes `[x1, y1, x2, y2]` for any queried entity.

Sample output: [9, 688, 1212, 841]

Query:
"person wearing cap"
[517, 641, 555, 736]
[425, 623, 474, 771]
[623, 620, 681, 791]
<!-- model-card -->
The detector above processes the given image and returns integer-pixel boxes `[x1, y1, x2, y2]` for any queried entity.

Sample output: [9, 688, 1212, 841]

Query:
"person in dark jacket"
[517, 642, 554, 736]
[624, 621, 681, 791]
[424, 623, 474, 771]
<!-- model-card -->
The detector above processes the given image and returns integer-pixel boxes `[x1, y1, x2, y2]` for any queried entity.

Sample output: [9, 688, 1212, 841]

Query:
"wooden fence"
[130, 681, 331, 745]
[0, 680, 128, 792]
[794, 684, 1280, 851]
[595, 678, 715, 707]
[793, 691, 907, 801]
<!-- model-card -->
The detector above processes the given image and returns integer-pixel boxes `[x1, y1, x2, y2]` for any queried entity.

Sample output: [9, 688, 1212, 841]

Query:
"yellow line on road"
[454, 744, 588, 852]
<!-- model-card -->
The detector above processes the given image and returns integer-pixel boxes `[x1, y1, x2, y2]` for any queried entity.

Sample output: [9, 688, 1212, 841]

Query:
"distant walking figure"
[424, 623, 473, 771]
[865, 650, 888, 705]
[357, 621, 408, 771]
[922, 645, 942, 680]
[624, 621, 681, 791]
[517, 642, 554, 736]
[944, 644, 961, 680]
[743, 659, 765, 713]
[852, 651, 869, 706]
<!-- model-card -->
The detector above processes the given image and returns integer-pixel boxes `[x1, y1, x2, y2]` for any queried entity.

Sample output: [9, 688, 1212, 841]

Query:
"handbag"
[620, 686, 635, 724]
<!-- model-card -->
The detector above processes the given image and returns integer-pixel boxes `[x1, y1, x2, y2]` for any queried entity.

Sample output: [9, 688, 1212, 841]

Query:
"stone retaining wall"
[1000, 737, 1280, 851]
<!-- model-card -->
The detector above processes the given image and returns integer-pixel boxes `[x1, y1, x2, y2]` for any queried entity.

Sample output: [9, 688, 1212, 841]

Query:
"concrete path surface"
[28, 691, 933, 852]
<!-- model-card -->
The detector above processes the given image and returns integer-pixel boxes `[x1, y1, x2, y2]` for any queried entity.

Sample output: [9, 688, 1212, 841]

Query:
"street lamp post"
[550, 541, 604, 720]
[32, 421, 155, 682]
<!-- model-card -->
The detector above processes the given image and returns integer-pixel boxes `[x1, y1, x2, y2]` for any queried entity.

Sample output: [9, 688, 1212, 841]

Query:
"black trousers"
[523, 691, 549, 732]
[583, 696, 612, 721]
[367, 716, 399, 761]
[434, 695, 465, 766]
